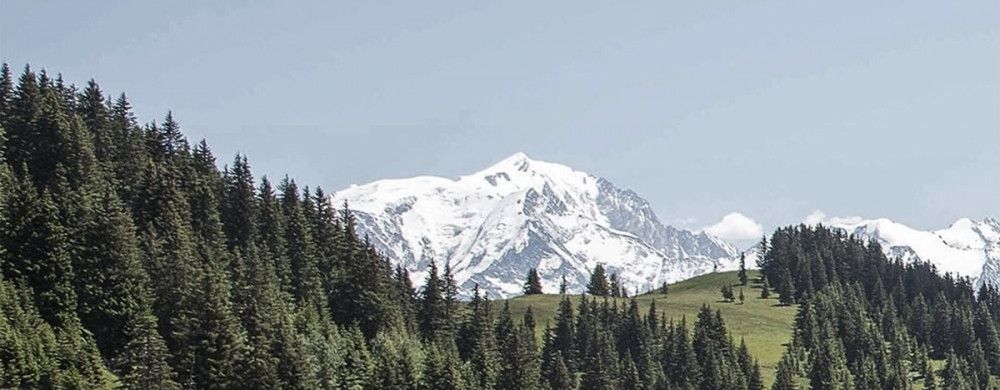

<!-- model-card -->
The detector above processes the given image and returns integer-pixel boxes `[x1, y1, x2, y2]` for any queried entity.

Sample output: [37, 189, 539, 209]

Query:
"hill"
[503, 270, 797, 385]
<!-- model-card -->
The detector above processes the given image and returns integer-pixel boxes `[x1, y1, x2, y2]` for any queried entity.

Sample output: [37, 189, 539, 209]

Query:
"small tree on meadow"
[523, 268, 543, 295]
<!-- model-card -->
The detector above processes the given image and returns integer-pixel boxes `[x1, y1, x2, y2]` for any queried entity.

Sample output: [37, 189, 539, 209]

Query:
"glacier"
[333, 152, 743, 298]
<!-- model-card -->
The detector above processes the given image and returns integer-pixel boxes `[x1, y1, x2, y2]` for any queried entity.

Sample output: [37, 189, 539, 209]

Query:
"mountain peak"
[334, 154, 741, 297]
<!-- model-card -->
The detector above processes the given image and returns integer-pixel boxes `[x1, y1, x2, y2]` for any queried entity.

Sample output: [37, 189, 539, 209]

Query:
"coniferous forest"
[1, 64, 998, 389]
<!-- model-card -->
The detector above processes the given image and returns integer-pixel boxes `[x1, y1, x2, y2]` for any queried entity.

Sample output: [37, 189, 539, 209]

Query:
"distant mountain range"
[333, 153, 999, 297]
[812, 216, 1000, 289]
[334, 153, 741, 298]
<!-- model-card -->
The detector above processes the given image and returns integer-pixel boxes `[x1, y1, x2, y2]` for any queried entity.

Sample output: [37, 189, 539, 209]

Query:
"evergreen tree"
[372, 329, 425, 390]
[524, 268, 543, 295]
[279, 177, 324, 306]
[422, 341, 467, 390]
[738, 252, 749, 286]
[541, 351, 573, 390]
[587, 264, 610, 297]
[74, 185, 178, 388]
[338, 326, 375, 389]
[419, 261, 447, 341]
[0, 63, 12, 122]
[721, 285, 735, 302]
[771, 352, 797, 390]
[496, 302, 540, 390]
[458, 285, 499, 389]
[580, 328, 620, 390]
[941, 350, 969, 390]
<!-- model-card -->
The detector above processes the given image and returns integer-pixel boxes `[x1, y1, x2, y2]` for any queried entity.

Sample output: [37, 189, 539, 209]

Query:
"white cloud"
[802, 210, 865, 226]
[703, 212, 764, 241]
[804, 210, 827, 225]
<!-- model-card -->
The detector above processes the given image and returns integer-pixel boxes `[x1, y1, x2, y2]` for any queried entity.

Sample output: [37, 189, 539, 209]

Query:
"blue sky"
[2, 1, 998, 238]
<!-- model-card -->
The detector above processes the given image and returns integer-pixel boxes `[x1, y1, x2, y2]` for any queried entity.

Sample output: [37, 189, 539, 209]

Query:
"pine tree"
[973, 304, 1000, 376]
[422, 341, 467, 390]
[587, 264, 610, 296]
[74, 185, 178, 388]
[760, 279, 770, 299]
[523, 268, 543, 295]
[372, 329, 425, 390]
[778, 267, 796, 305]
[458, 285, 499, 389]
[442, 260, 459, 337]
[738, 252, 749, 286]
[941, 350, 968, 390]
[541, 351, 573, 390]
[496, 302, 540, 390]
[279, 177, 324, 306]
[580, 327, 620, 390]
[338, 326, 375, 389]
[419, 261, 446, 341]
[0, 63, 13, 122]
[807, 321, 853, 390]
[772, 352, 797, 390]
[559, 275, 568, 295]
[1, 174, 77, 327]
[721, 285, 735, 302]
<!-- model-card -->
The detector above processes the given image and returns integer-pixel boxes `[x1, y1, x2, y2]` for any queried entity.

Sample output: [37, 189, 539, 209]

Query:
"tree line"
[759, 225, 1000, 389]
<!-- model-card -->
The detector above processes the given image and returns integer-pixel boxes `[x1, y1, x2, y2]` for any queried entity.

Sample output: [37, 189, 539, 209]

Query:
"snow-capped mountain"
[813, 217, 1000, 288]
[333, 152, 741, 298]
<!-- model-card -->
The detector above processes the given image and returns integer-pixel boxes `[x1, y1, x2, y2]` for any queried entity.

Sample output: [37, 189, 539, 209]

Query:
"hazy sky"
[3, 1, 998, 239]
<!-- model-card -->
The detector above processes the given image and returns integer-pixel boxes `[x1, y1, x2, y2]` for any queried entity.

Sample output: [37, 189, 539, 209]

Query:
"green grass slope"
[503, 270, 797, 385]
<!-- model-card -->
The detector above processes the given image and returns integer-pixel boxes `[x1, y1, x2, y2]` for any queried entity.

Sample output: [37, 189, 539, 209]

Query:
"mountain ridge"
[334, 152, 742, 298]
[811, 215, 1000, 288]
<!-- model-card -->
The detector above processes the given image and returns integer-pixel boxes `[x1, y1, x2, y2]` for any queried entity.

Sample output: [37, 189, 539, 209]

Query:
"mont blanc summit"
[334, 153, 741, 298]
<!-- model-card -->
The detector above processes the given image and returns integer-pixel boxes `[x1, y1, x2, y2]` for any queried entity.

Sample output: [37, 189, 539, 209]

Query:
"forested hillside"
[0, 65, 765, 389]
[2, 64, 997, 390]
[759, 225, 1000, 389]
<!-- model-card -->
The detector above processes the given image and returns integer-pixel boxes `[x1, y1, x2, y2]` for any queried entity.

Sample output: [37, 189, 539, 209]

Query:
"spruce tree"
[0, 63, 12, 123]
[580, 327, 620, 390]
[279, 177, 324, 306]
[587, 264, 609, 296]
[738, 252, 748, 286]
[524, 268, 543, 295]
[771, 352, 797, 390]
[74, 185, 178, 387]
[418, 261, 446, 341]
[541, 351, 573, 390]
[422, 341, 467, 390]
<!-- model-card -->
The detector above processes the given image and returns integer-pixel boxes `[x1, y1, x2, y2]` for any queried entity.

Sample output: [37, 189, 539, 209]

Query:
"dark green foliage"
[422, 341, 467, 390]
[419, 261, 448, 341]
[12, 64, 1000, 390]
[524, 267, 543, 295]
[496, 302, 541, 389]
[771, 352, 796, 390]
[0, 65, 410, 388]
[587, 264, 610, 296]
[721, 284, 735, 302]
[738, 252, 749, 286]
[758, 224, 1000, 390]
